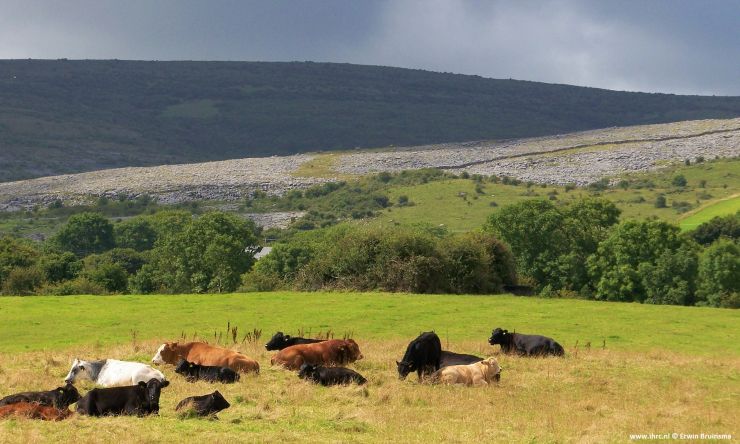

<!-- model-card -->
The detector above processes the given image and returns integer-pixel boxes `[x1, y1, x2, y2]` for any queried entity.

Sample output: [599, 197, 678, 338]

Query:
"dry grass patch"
[0, 338, 737, 443]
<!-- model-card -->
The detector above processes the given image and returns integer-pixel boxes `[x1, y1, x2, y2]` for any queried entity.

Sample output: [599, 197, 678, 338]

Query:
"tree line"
[0, 199, 737, 307]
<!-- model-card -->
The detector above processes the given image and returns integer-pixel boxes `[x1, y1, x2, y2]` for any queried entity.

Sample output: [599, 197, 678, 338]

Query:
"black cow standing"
[0, 383, 80, 409]
[264, 332, 324, 351]
[76, 379, 169, 416]
[397, 331, 442, 381]
[175, 391, 230, 417]
[298, 363, 367, 386]
[488, 328, 565, 357]
[175, 359, 240, 383]
[440, 350, 484, 367]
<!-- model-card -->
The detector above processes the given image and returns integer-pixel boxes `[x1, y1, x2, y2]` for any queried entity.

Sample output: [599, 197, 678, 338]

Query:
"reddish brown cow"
[0, 402, 72, 421]
[270, 339, 363, 370]
[152, 342, 259, 374]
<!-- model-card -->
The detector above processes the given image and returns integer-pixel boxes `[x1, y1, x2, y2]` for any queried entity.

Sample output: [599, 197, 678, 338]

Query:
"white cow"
[64, 358, 166, 387]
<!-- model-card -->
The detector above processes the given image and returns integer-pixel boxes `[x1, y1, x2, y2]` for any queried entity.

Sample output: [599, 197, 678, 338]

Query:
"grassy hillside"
[1, 59, 739, 182]
[0, 293, 737, 442]
[680, 194, 740, 230]
[378, 158, 740, 232]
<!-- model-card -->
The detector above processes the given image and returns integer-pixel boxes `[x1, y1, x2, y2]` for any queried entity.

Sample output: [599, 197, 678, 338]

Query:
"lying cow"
[0, 402, 72, 421]
[265, 331, 324, 351]
[440, 350, 483, 368]
[175, 359, 240, 383]
[76, 378, 169, 417]
[271, 339, 363, 370]
[397, 331, 442, 381]
[0, 383, 80, 409]
[175, 391, 230, 417]
[152, 342, 259, 374]
[64, 358, 166, 387]
[488, 328, 565, 357]
[298, 363, 367, 386]
[430, 357, 501, 386]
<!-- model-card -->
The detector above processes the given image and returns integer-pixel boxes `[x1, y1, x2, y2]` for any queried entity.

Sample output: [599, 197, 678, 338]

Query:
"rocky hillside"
[1, 118, 738, 211]
[2, 59, 740, 182]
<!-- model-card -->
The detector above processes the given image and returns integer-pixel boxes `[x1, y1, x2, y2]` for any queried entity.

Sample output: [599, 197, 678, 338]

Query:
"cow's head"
[142, 378, 169, 413]
[208, 390, 230, 413]
[55, 383, 81, 408]
[345, 339, 363, 361]
[265, 332, 289, 351]
[174, 358, 191, 375]
[488, 328, 510, 346]
[64, 358, 93, 384]
[396, 360, 414, 380]
[298, 363, 317, 380]
[480, 357, 502, 382]
[152, 342, 179, 365]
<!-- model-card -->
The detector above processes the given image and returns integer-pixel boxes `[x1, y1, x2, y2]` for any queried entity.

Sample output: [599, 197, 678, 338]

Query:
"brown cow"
[0, 402, 72, 421]
[151, 342, 259, 374]
[270, 339, 363, 370]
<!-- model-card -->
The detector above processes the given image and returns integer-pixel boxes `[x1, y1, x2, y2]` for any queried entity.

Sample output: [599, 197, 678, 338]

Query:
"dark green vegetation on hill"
[2, 59, 740, 182]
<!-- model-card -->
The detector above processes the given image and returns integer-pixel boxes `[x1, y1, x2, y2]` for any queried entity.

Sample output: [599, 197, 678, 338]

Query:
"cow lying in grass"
[488, 328, 565, 357]
[298, 363, 367, 386]
[0, 383, 80, 409]
[76, 379, 169, 417]
[264, 332, 324, 351]
[64, 358, 166, 387]
[0, 402, 72, 421]
[152, 342, 260, 374]
[175, 359, 240, 383]
[430, 357, 501, 386]
[440, 350, 483, 367]
[271, 339, 363, 370]
[175, 391, 230, 417]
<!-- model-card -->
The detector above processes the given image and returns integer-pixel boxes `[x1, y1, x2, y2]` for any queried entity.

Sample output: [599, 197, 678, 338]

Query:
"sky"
[1, 0, 738, 95]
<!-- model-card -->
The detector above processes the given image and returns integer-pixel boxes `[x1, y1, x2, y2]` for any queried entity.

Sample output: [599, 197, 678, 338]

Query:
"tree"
[655, 195, 667, 208]
[587, 220, 698, 304]
[145, 212, 259, 293]
[672, 175, 687, 187]
[0, 236, 39, 286]
[696, 239, 739, 307]
[37, 251, 81, 283]
[114, 218, 157, 251]
[691, 214, 740, 246]
[485, 198, 619, 292]
[50, 212, 115, 257]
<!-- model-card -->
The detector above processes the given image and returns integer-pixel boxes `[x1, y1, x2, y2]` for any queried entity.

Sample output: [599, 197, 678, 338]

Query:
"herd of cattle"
[0, 327, 564, 420]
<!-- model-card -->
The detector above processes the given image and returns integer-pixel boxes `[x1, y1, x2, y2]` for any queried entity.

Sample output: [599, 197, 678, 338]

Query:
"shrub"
[1, 267, 44, 295]
[695, 239, 739, 307]
[655, 195, 667, 208]
[691, 214, 740, 245]
[672, 175, 687, 187]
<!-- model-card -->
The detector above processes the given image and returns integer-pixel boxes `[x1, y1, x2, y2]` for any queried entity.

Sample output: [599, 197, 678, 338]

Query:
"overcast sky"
[1, 0, 738, 95]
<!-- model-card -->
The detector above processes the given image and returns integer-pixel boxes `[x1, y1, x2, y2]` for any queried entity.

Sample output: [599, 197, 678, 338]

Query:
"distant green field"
[379, 159, 740, 232]
[680, 194, 740, 230]
[0, 292, 737, 356]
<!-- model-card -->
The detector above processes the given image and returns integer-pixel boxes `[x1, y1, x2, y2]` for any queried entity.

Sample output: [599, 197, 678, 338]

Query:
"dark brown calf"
[270, 339, 363, 370]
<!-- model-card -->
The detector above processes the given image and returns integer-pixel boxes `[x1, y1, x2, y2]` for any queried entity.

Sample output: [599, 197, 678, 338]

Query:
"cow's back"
[186, 343, 259, 373]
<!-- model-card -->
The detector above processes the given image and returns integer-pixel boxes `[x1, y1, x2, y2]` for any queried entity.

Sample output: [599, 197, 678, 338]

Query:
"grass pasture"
[680, 194, 740, 230]
[0, 292, 738, 442]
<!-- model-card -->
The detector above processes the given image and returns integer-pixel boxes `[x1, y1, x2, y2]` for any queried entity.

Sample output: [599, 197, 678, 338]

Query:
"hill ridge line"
[437, 126, 740, 170]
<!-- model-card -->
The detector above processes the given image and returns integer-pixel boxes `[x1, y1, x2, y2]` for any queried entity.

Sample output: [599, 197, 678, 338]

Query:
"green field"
[680, 194, 740, 230]
[0, 293, 737, 442]
[379, 159, 740, 232]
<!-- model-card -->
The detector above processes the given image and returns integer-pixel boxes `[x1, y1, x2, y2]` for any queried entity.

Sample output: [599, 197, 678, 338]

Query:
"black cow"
[397, 331, 442, 381]
[0, 383, 80, 409]
[264, 332, 324, 351]
[175, 391, 230, 417]
[298, 363, 367, 386]
[76, 379, 169, 416]
[440, 350, 484, 367]
[488, 328, 565, 357]
[175, 359, 240, 383]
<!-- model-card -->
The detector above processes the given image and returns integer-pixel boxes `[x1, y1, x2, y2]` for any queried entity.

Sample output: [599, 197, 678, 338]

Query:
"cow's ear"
[396, 361, 400, 365]
[161, 380, 170, 388]
[138, 381, 147, 387]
